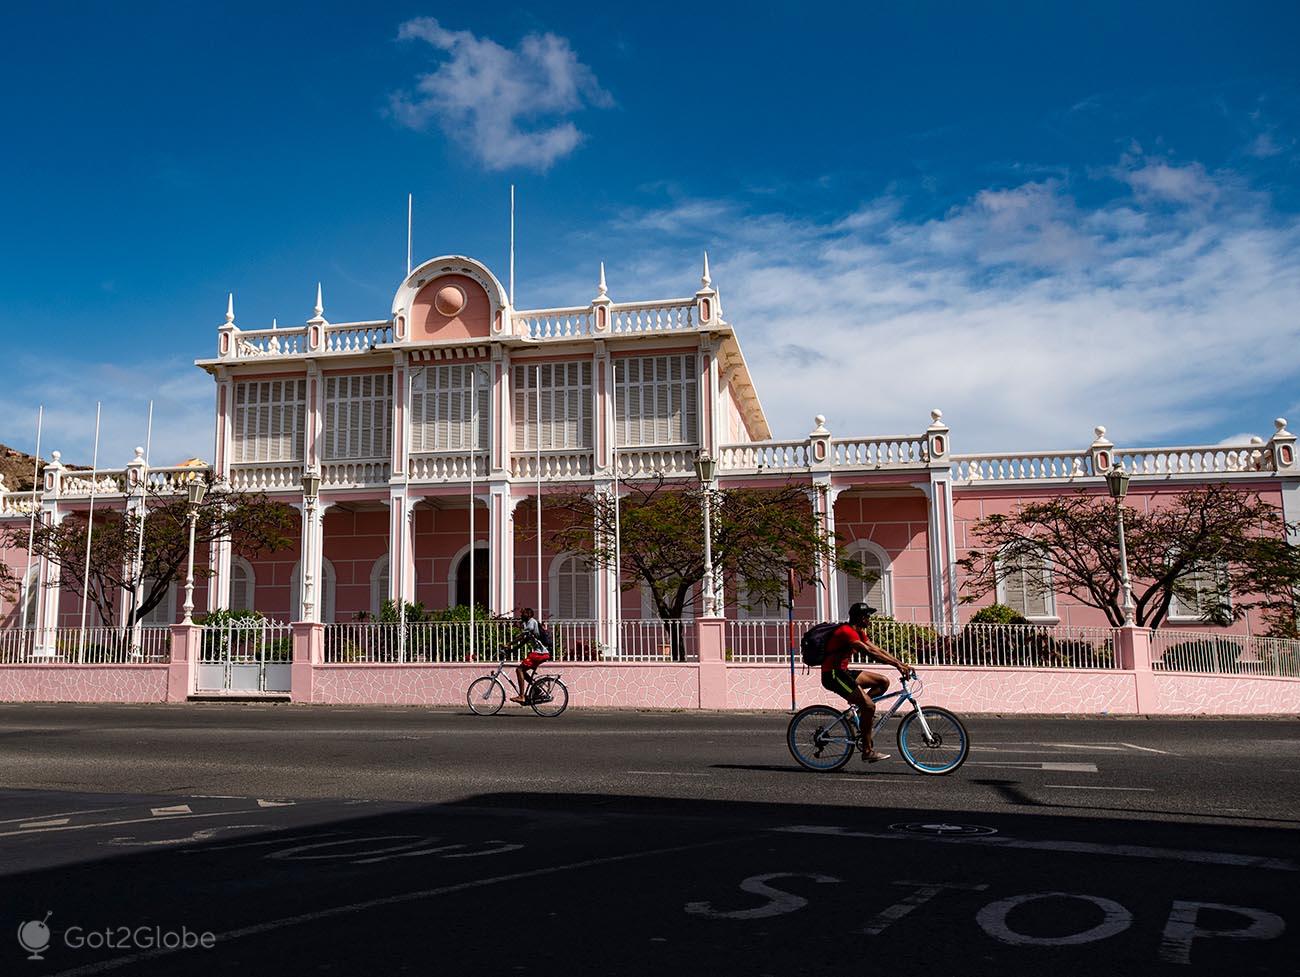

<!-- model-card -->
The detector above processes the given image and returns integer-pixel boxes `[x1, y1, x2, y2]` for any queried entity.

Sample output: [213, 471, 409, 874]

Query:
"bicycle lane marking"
[44, 835, 748, 977]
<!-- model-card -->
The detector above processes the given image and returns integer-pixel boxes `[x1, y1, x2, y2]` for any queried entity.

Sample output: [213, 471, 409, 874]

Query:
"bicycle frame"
[483, 659, 554, 702]
[843, 675, 937, 742]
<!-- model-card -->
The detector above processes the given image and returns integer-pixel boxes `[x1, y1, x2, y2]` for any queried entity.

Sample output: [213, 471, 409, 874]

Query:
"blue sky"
[1, 2, 1298, 463]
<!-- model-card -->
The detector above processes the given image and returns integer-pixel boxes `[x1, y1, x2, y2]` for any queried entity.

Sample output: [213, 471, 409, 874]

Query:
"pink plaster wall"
[410, 274, 492, 341]
[0, 665, 169, 702]
[311, 661, 700, 708]
[324, 508, 389, 619]
[834, 494, 933, 622]
[1152, 673, 1300, 714]
[726, 664, 1140, 714]
[952, 482, 1287, 632]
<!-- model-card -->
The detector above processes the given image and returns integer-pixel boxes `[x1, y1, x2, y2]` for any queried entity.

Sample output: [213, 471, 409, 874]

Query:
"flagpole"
[535, 366, 542, 618]
[400, 367, 413, 663]
[77, 402, 102, 662]
[509, 185, 515, 307]
[406, 193, 413, 276]
[19, 406, 43, 633]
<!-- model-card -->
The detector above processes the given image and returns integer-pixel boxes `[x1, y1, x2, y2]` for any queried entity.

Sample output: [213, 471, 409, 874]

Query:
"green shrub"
[1156, 637, 1243, 672]
[867, 617, 939, 665]
[970, 603, 1029, 625]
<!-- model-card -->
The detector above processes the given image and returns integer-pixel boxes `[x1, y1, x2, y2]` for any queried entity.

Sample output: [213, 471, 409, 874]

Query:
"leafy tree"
[958, 485, 1300, 633]
[3, 478, 295, 632]
[542, 478, 871, 659]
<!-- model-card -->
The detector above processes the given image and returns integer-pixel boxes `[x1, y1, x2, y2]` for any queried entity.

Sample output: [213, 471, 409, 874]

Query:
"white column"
[809, 479, 842, 622]
[297, 498, 327, 623]
[388, 489, 415, 605]
[213, 369, 234, 483]
[489, 483, 516, 614]
[592, 479, 620, 654]
[923, 409, 959, 627]
[207, 535, 232, 614]
[35, 506, 64, 651]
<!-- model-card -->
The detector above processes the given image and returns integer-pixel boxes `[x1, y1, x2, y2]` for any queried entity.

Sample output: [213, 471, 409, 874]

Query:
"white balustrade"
[616, 446, 697, 478]
[235, 328, 308, 358]
[952, 451, 1091, 482]
[1115, 445, 1271, 476]
[60, 470, 129, 497]
[0, 490, 41, 516]
[513, 307, 594, 340]
[144, 466, 209, 494]
[322, 459, 391, 488]
[609, 299, 695, 334]
[719, 440, 810, 471]
[0, 626, 172, 664]
[408, 452, 488, 482]
[229, 462, 304, 491]
[324, 321, 393, 352]
[510, 451, 595, 480]
[726, 619, 815, 662]
[830, 436, 928, 468]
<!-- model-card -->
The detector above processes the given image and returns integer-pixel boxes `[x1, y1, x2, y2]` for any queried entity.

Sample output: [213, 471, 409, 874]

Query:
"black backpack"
[800, 622, 842, 667]
[535, 625, 554, 653]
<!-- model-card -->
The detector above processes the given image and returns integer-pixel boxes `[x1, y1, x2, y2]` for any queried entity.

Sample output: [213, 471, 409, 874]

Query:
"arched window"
[838, 541, 893, 618]
[737, 575, 785, 620]
[550, 552, 594, 620]
[640, 581, 697, 619]
[290, 559, 337, 623]
[995, 547, 1056, 620]
[140, 579, 178, 626]
[450, 544, 490, 609]
[370, 554, 390, 616]
[1168, 557, 1230, 622]
[230, 557, 256, 612]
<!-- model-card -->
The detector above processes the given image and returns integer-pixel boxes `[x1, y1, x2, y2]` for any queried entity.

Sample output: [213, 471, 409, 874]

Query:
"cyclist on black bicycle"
[507, 607, 551, 704]
[822, 602, 911, 762]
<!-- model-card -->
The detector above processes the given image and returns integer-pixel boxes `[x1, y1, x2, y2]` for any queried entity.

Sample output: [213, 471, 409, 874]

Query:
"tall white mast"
[18, 406, 43, 631]
[406, 193, 413, 276]
[509, 184, 515, 307]
[77, 402, 102, 661]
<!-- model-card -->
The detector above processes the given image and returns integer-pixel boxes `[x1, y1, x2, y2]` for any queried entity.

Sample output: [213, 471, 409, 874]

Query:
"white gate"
[196, 619, 292, 694]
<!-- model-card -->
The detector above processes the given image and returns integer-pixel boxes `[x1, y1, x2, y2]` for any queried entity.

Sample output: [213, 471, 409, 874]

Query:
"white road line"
[0, 806, 126, 826]
[968, 762, 1099, 773]
[1118, 742, 1172, 755]
[256, 799, 296, 808]
[45, 836, 741, 977]
[625, 770, 711, 777]
[150, 805, 192, 817]
[771, 825, 1296, 871]
[1042, 785, 1155, 792]
[19, 818, 70, 828]
[0, 809, 285, 840]
[1041, 743, 1127, 751]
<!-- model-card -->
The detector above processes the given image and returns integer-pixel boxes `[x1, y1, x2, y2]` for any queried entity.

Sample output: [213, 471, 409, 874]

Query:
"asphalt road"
[0, 703, 1296, 976]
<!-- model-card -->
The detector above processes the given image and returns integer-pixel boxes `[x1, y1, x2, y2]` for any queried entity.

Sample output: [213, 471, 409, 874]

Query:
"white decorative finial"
[225, 293, 235, 325]
[1095, 425, 1107, 438]
[1250, 436, 1265, 445]
[272, 317, 278, 330]
[702, 251, 712, 287]
[598, 261, 607, 297]
[314, 282, 323, 318]
[1276, 418, 1289, 432]
[931, 409, 943, 423]
[811, 414, 829, 436]
[134, 446, 144, 460]
[51, 450, 61, 463]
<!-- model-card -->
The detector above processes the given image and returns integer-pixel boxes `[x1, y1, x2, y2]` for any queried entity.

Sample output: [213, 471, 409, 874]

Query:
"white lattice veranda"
[323, 373, 393, 461]
[615, 354, 698, 447]
[233, 379, 307, 463]
[411, 364, 491, 452]
[513, 362, 593, 451]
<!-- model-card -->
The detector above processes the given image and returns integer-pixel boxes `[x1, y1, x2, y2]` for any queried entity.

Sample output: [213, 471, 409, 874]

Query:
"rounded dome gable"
[391, 256, 509, 342]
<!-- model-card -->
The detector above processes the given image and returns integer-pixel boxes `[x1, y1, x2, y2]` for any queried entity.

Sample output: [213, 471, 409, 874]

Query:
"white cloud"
[549, 158, 1300, 453]
[0, 357, 211, 469]
[391, 17, 611, 171]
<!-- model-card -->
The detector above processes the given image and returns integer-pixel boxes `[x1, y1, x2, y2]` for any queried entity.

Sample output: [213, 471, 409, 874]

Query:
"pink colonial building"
[1, 252, 1298, 711]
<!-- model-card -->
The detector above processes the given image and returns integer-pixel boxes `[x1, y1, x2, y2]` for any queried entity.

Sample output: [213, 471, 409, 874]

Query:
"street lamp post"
[1105, 463, 1135, 627]
[301, 470, 322, 623]
[694, 451, 718, 617]
[181, 479, 207, 625]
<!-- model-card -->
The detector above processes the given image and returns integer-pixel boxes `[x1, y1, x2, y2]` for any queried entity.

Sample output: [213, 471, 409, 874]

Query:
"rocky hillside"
[0, 444, 44, 492]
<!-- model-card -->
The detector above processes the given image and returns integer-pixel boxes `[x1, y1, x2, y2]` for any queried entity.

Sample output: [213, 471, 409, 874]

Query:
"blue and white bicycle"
[787, 671, 969, 775]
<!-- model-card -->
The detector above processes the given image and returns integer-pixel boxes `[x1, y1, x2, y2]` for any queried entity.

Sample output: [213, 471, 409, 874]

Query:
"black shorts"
[822, 668, 861, 702]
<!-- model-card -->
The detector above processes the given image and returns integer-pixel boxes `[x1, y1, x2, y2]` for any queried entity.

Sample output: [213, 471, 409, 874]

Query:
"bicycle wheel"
[787, 705, 856, 772]
[896, 706, 969, 774]
[467, 677, 506, 716]
[529, 677, 569, 718]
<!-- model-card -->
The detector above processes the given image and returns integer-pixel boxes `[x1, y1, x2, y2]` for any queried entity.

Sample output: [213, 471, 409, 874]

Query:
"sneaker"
[861, 751, 891, 763]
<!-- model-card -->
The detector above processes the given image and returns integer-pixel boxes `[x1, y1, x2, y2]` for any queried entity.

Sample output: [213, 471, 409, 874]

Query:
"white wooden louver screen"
[844, 551, 886, 612]
[1001, 551, 1051, 617]
[410, 364, 490, 452]
[232, 379, 307, 463]
[554, 554, 593, 619]
[513, 362, 593, 451]
[615, 354, 698, 447]
[323, 374, 393, 460]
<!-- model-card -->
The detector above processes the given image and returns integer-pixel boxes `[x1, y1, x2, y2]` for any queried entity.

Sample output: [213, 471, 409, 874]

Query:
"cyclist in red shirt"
[822, 602, 911, 762]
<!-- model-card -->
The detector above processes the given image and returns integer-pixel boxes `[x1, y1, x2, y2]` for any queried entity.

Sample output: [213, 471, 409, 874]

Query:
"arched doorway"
[454, 545, 490, 609]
